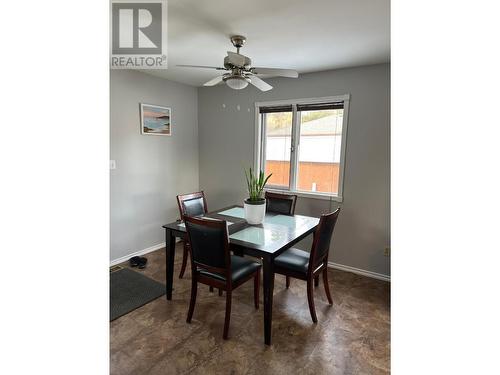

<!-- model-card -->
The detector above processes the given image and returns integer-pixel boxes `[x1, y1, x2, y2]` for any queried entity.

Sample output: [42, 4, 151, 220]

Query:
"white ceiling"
[145, 0, 390, 86]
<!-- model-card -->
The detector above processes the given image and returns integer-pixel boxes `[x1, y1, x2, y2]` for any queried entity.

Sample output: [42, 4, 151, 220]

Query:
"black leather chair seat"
[199, 255, 261, 283]
[274, 247, 310, 274]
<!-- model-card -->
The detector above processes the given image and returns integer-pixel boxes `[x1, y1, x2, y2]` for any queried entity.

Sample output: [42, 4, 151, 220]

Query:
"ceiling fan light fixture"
[178, 35, 298, 91]
[225, 76, 250, 90]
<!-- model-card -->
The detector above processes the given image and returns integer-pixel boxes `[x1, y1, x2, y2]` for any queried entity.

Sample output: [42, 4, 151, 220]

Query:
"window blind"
[259, 105, 293, 114]
[296, 102, 344, 111]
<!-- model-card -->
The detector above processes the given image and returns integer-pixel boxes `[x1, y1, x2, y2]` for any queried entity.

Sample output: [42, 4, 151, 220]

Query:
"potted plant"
[244, 167, 272, 225]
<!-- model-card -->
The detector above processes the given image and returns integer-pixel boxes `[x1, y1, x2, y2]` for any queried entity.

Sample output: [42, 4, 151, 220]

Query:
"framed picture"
[140, 103, 171, 136]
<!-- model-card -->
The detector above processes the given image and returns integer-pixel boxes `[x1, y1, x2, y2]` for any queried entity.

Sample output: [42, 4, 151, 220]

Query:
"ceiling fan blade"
[249, 76, 273, 91]
[177, 64, 227, 70]
[226, 51, 247, 67]
[251, 67, 299, 78]
[203, 76, 224, 86]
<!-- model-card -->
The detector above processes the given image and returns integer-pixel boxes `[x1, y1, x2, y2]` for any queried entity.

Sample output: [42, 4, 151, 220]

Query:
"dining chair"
[273, 208, 340, 323]
[184, 216, 261, 339]
[176, 191, 208, 279]
[265, 191, 298, 215]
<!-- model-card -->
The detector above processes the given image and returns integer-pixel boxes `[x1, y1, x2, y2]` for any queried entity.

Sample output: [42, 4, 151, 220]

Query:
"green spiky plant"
[244, 167, 272, 204]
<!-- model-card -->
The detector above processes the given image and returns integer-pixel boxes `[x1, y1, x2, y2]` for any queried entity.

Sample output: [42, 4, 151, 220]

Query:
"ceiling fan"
[177, 35, 299, 91]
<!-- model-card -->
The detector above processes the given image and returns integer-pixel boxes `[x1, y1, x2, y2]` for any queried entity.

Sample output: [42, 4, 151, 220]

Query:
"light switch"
[110, 160, 116, 170]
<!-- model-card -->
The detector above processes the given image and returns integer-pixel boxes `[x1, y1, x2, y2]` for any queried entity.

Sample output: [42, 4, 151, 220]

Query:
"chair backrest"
[184, 216, 231, 278]
[309, 208, 341, 271]
[265, 191, 298, 215]
[177, 191, 208, 220]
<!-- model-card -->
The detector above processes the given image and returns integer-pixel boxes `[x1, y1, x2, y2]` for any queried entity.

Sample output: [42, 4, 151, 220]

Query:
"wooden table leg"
[262, 255, 275, 345]
[165, 228, 175, 300]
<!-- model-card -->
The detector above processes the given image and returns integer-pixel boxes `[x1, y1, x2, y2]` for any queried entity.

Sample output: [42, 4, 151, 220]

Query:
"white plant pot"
[244, 199, 266, 225]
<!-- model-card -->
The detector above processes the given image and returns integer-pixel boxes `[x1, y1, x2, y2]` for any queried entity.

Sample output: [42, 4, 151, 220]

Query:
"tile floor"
[111, 244, 390, 374]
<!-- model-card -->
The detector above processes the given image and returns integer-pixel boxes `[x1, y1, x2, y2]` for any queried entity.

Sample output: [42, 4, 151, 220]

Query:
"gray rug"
[110, 268, 165, 321]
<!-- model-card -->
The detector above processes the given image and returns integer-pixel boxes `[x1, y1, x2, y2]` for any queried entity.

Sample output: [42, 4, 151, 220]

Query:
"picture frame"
[140, 103, 172, 136]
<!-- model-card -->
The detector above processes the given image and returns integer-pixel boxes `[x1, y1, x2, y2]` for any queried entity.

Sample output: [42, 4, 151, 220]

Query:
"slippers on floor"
[129, 256, 147, 269]
[129, 256, 141, 267]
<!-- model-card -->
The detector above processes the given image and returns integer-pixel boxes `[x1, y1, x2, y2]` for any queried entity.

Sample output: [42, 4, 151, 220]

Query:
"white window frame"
[254, 94, 350, 202]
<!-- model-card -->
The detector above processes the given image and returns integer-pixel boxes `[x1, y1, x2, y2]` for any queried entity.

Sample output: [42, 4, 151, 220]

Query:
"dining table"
[162, 204, 319, 345]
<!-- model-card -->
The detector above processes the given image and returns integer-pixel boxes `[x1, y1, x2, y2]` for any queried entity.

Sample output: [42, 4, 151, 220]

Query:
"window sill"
[264, 188, 343, 202]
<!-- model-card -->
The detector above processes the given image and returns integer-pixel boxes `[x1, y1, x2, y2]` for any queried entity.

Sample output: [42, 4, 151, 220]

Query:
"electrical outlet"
[384, 247, 390, 257]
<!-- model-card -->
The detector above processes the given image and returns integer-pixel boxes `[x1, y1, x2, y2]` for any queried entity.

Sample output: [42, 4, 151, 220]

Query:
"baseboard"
[327, 261, 390, 282]
[110, 242, 165, 267]
[110, 243, 389, 282]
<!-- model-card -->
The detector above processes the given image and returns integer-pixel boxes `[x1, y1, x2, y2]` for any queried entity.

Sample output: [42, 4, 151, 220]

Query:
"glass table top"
[218, 207, 246, 219]
[229, 214, 319, 253]
[219, 207, 315, 228]
[229, 226, 287, 246]
[163, 206, 320, 254]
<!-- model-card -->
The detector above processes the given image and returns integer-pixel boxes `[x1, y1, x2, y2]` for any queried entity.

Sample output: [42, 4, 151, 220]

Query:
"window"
[255, 95, 349, 200]
[261, 105, 293, 188]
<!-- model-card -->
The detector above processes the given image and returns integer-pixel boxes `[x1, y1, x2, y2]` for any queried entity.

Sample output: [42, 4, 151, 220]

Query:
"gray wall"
[198, 63, 390, 276]
[110, 70, 199, 262]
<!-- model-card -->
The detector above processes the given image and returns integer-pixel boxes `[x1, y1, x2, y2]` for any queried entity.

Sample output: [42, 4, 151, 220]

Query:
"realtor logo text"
[110, 0, 168, 69]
